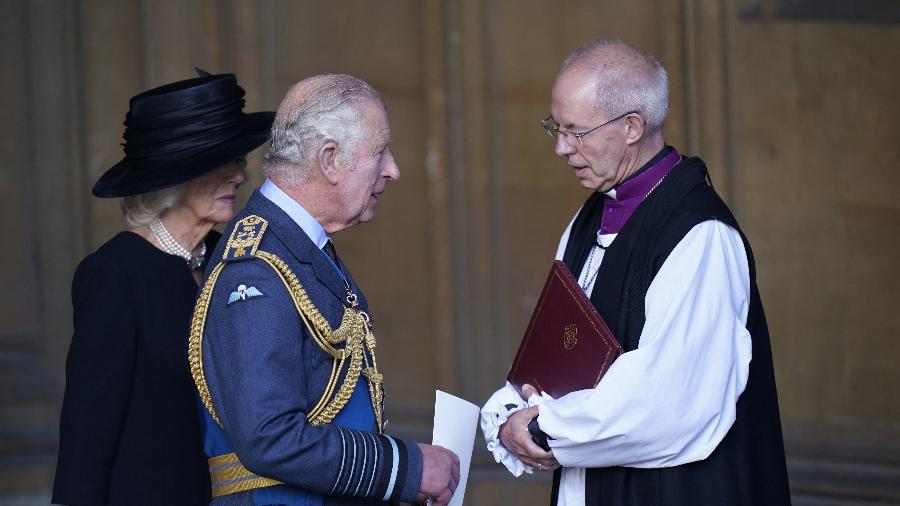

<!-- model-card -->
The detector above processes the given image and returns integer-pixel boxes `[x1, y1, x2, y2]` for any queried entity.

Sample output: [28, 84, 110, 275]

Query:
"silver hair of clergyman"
[563, 39, 669, 134]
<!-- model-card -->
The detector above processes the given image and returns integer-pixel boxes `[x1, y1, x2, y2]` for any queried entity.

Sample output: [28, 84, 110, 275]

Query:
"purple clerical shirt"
[599, 147, 681, 236]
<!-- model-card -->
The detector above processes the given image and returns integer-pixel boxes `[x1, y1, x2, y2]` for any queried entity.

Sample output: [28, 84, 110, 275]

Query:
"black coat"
[53, 231, 219, 505]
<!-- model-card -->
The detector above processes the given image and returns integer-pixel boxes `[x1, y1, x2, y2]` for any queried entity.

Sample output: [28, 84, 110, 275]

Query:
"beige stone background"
[1, 0, 898, 504]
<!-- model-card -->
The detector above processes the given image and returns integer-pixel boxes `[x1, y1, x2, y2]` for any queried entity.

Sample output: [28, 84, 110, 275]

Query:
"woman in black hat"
[52, 72, 274, 506]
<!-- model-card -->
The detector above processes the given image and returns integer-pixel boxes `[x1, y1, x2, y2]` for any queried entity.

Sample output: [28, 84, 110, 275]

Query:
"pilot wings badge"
[227, 284, 265, 306]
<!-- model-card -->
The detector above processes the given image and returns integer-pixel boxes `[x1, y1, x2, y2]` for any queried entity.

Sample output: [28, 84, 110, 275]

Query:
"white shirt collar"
[259, 178, 329, 249]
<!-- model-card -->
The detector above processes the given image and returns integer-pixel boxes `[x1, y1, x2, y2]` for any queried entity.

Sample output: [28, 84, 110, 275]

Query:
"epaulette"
[222, 215, 268, 262]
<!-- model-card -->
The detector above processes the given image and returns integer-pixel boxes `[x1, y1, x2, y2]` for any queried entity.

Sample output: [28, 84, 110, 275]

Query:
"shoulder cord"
[188, 251, 384, 433]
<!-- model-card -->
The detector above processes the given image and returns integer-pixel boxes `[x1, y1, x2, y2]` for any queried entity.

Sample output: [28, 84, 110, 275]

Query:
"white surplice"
[480, 211, 752, 506]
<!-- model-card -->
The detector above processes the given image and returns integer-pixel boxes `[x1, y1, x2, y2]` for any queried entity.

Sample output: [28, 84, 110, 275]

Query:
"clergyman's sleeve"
[538, 220, 753, 468]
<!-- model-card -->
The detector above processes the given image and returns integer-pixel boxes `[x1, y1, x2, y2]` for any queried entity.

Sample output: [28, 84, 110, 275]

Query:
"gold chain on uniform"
[188, 216, 385, 434]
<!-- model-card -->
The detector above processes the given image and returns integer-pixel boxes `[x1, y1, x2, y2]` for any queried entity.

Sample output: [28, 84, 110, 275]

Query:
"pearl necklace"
[150, 217, 207, 270]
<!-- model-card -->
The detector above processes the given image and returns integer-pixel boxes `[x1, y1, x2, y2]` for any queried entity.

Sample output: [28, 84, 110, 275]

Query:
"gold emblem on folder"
[563, 323, 578, 350]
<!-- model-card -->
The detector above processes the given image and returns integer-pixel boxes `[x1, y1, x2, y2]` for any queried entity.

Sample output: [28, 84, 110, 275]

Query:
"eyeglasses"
[541, 111, 639, 145]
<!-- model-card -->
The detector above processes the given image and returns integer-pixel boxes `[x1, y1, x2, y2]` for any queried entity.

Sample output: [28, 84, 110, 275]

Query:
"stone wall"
[1, 0, 897, 504]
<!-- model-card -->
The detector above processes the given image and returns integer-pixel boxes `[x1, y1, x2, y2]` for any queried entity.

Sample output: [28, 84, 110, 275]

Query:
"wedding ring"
[538, 462, 543, 471]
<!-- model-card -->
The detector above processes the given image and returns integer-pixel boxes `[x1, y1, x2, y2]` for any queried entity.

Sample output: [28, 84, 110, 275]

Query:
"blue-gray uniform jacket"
[194, 190, 422, 505]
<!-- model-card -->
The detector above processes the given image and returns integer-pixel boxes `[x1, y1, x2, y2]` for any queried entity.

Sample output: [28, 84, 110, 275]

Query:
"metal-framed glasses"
[541, 110, 639, 145]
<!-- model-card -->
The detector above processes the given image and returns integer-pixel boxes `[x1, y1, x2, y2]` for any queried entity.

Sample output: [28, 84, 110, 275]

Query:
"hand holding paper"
[416, 442, 459, 505]
[431, 390, 480, 506]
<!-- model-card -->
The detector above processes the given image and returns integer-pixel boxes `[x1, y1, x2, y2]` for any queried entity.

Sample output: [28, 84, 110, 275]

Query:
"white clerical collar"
[259, 178, 329, 249]
[598, 230, 617, 248]
[604, 188, 618, 200]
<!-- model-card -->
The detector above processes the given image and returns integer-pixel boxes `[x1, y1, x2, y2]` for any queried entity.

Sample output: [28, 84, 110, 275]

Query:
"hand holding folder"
[507, 260, 623, 400]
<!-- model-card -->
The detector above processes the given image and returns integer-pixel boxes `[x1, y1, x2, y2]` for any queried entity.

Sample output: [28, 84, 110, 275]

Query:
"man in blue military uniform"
[190, 74, 459, 505]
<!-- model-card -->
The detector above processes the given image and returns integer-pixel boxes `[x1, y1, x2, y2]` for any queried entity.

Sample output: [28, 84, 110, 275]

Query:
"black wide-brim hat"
[93, 71, 275, 197]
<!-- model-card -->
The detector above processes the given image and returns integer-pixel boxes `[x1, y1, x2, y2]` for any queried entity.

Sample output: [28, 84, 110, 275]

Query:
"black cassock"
[553, 155, 791, 506]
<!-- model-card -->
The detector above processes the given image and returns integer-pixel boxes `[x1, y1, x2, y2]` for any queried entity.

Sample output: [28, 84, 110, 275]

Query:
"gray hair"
[119, 184, 183, 227]
[562, 39, 668, 134]
[262, 74, 384, 187]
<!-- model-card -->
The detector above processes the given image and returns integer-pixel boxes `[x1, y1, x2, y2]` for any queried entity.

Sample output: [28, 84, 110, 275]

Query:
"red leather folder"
[507, 260, 623, 399]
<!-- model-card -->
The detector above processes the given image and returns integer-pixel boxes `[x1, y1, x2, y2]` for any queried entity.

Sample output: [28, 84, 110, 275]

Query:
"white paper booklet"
[431, 390, 480, 506]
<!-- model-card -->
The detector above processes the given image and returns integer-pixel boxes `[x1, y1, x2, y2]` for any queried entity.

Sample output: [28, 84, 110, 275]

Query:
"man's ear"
[624, 114, 645, 146]
[318, 141, 340, 184]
